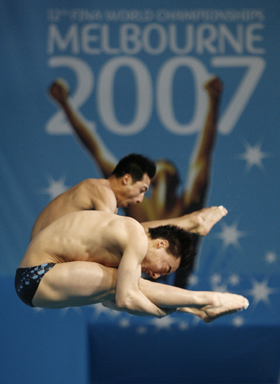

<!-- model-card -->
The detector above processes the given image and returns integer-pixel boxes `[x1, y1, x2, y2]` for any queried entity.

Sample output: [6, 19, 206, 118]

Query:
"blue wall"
[1, 1, 280, 383]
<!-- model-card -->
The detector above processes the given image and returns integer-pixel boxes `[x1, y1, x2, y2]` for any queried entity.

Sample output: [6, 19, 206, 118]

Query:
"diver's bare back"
[21, 211, 133, 268]
[30, 178, 115, 239]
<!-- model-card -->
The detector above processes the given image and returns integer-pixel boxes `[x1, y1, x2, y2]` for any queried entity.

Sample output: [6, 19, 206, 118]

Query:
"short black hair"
[148, 225, 196, 269]
[112, 154, 156, 182]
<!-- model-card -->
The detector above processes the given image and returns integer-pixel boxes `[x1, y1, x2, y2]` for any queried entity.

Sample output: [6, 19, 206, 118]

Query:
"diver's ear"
[122, 174, 132, 185]
[158, 239, 169, 249]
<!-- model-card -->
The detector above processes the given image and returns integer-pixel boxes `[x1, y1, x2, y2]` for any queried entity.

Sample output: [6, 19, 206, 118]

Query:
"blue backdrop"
[1, 1, 280, 383]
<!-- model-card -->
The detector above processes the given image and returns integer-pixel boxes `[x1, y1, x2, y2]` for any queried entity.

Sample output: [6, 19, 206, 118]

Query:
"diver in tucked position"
[16, 210, 249, 322]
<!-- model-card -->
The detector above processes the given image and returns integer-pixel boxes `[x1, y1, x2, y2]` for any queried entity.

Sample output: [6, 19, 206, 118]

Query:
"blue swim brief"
[15, 263, 55, 307]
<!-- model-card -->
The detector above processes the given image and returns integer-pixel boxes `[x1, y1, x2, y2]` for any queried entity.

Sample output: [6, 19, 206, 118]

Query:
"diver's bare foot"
[49, 78, 69, 103]
[201, 292, 249, 323]
[189, 206, 228, 236]
[177, 306, 214, 322]
[204, 77, 223, 98]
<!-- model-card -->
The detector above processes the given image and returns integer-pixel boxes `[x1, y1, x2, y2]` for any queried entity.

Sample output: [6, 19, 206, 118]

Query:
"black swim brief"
[15, 263, 55, 307]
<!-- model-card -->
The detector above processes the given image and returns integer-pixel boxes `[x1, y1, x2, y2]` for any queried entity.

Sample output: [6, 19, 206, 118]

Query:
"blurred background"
[1, 1, 279, 383]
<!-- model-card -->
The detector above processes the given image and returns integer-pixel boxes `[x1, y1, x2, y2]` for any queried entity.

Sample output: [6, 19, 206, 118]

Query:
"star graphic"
[237, 142, 270, 171]
[40, 175, 70, 200]
[150, 315, 177, 331]
[59, 306, 83, 318]
[190, 315, 202, 327]
[177, 321, 190, 331]
[232, 316, 244, 327]
[119, 318, 130, 328]
[247, 278, 278, 307]
[210, 274, 228, 291]
[188, 274, 199, 286]
[228, 274, 240, 286]
[136, 326, 148, 334]
[216, 222, 247, 249]
[210, 273, 222, 286]
[33, 307, 45, 313]
[90, 303, 120, 321]
[210, 282, 228, 293]
[265, 251, 277, 264]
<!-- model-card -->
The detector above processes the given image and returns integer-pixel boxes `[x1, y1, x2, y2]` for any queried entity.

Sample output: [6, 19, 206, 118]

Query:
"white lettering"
[47, 23, 265, 56]
[120, 24, 142, 54]
[142, 24, 167, 54]
[46, 55, 266, 136]
[197, 24, 218, 54]
[219, 24, 243, 54]
[212, 56, 266, 134]
[169, 24, 194, 54]
[82, 24, 101, 54]
[97, 57, 152, 135]
[48, 24, 79, 54]
[157, 57, 209, 134]
[102, 24, 120, 54]
[246, 24, 265, 54]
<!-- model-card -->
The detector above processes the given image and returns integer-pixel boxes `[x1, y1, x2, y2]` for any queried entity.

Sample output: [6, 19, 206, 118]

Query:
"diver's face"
[142, 240, 180, 279]
[118, 173, 150, 208]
